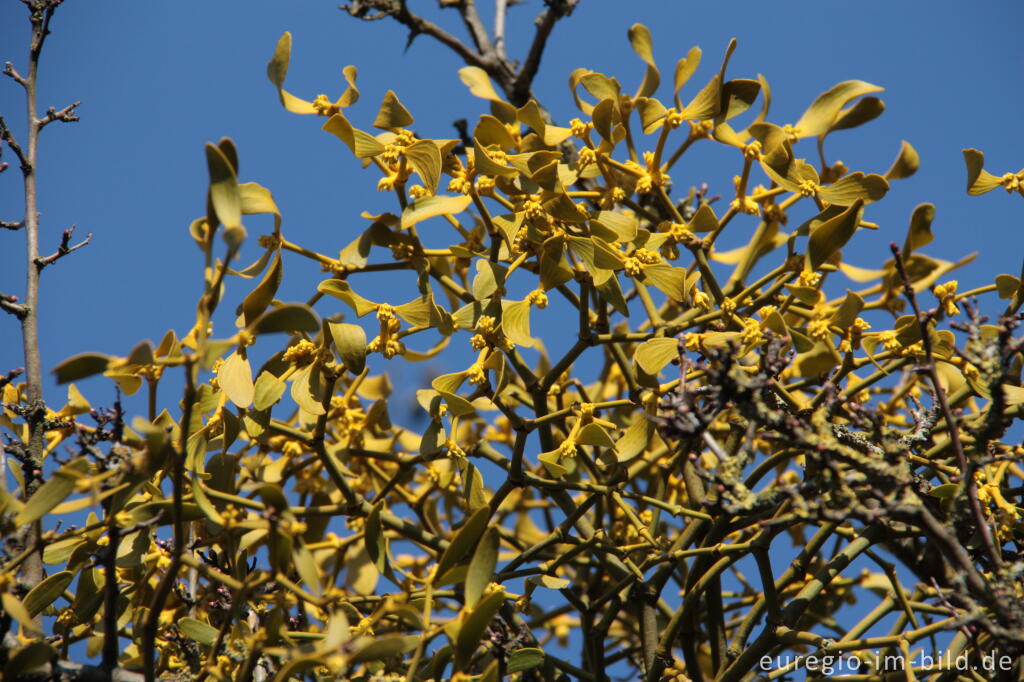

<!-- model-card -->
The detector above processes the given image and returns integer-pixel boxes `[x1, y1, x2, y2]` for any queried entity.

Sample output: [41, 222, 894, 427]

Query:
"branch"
[3, 61, 27, 88]
[889, 243, 1002, 569]
[494, 0, 508, 59]
[511, 0, 582, 104]
[38, 100, 80, 128]
[450, 0, 494, 56]
[0, 292, 28, 319]
[0, 115, 31, 172]
[34, 224, 92, 270]
[1, 220, 24, 230]
[341, 1, 490, 71]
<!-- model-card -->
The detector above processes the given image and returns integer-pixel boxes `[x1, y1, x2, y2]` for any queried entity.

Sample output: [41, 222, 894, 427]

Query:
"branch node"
[38, 100, 81, 128]
[35, 224, 92, 270]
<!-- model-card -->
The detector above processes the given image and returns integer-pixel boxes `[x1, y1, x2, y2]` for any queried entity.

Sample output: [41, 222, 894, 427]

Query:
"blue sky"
[2, 2, 1023, 678]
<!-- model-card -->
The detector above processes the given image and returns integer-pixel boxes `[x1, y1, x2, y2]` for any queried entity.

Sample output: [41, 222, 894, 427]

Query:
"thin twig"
[3, 61, 28, 87]
[34, 224, 92, 270]
[343, 1, 490, 71]
[0, 115, 30, 172]
[38, 100, 80, 128]
[512, 0, 582, 104]
[889, 243, 1002, 569]
[451, 0, 493, 56]
[0, 292, 28, 319]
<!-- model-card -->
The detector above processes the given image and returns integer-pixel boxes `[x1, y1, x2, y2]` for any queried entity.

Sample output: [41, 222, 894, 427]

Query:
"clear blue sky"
[1, 1, 1022, 400]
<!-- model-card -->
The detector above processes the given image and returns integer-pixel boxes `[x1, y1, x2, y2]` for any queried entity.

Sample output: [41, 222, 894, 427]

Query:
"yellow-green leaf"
[242, 250, 283, 325]
[459, 66, 504, 102]
[963, 148, 1002, 195]
[253, 371, 286, 411]
[502, 299, 534, 349]
[615, 412, 655, 463]
[830, 290, 864, 329]
[793, 80, 883, 138]
[323, 113, 385, 158]
[205, 142, 242, 230]
[178, 617, 219, 646]
[404, 139, 442, 194]
[219, 351, 254, 408]
[901, 203, 935, 257]
[628, 24, 660, 98]
[643, 264, 688, 301]
[508, 648, 545, 673]
[266, 32, 317, 114]
[401, 195, 473, 230]
[329, 322, 367, 374]
[455, 588, 506, 670]
[577, 423, 616, 450]
[373, 90, 413, 130]
[886, 140, 919, 180]
[465, 526, 499, 608]
[1, 593, 40, 635]
[52, 353, 111, 384]
[634, 337, 679, 375]
[805, 198, 865, 272]
[24, 570, 73, 617]
[673, 46, 701, 105]
[252, 303, 320, 334]
[290, 364, 325, 416]
[318, 279, 379, 316]
[817, 172, 888, 205]
[16, 458, 89, 525]
[435, 506, 491, 583]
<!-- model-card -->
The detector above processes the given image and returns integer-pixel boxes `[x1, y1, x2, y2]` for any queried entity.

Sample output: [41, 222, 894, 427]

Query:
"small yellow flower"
[807, 318, 832, 341]
[742, 140, 762, 161]
[798, 270, 821, 287]
[934, 280, 960, 316]
[797, 179, 818, 197]
[878, 330, 901, 352]
[739, 317, 765, 345]
[692, 290, 711, 311]
[467, 362, 487, 386]
[283, 339, 318, 366]
[634, 248, 661, 265]
[527, 289, 549, 308]
[577, 146, 597, 168]
[569, 118, 591, 137]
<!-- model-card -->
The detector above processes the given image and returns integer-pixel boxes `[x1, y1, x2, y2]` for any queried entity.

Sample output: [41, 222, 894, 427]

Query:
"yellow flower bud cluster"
[934, 280, 960, 316]
[569, 118, 592, 137]
[527, 288, 549, 308]
[283, 339, 318, 366]
[368, 304, 405, 359]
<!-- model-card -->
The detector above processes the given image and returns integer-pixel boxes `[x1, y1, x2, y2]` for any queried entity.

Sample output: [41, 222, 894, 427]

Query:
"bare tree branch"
[38, 100, 80, 128]
[494, 0, 508, 59]
[1, 219, 24, 230]
[0, 115, 31, 172]
[890, 242, 1003, 570]
[34, 223, 92, 270]
[0, 292, 28, 319]
[341, 1, 490, 71]
[450, 0, 494, 57]
[3, 61, 27, 88]
[512, 0, 582, 105]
